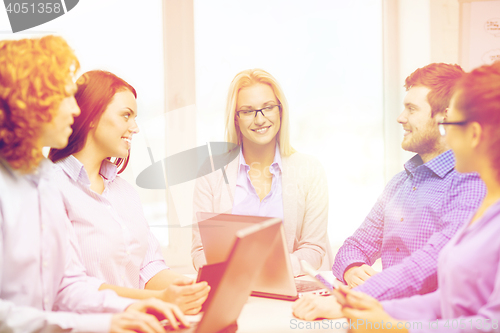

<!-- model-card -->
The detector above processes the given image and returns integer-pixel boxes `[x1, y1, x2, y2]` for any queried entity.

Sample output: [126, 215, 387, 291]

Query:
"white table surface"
[236, 295, 348, 333]
[188, 271, 349, 332]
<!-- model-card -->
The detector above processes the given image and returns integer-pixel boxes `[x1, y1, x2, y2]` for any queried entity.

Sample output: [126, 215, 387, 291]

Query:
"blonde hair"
[224, 68, 295, 156]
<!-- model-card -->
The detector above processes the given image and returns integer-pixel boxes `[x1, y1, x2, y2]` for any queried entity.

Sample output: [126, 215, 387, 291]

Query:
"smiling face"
[236, 83, 281, 150]
[90, 90, 138, 159]
[39, 82, 80, 149]
[397, 85, 445, 159]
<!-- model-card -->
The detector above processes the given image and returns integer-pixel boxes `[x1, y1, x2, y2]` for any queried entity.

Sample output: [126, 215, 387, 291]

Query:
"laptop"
[197, 212, 325, 301]
[164, 218, 281, 332]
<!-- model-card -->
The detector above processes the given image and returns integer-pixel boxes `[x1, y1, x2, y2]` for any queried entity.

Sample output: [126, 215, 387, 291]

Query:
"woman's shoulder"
[109, 174, 141, 196]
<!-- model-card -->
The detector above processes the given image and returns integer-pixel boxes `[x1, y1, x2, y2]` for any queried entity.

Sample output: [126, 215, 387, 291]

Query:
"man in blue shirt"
[293, 63, 486, 320]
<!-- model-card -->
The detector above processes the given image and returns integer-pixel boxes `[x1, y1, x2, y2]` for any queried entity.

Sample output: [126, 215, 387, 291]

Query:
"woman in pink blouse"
[49, 70, 209, 315]
[312, 62, 500, 332]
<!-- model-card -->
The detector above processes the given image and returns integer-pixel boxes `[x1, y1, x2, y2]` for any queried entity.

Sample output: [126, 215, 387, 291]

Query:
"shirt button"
[44, 297, 49, 304]
[396, 247, 400, 252]
[41, 224, 46, 231]
[126, 250, 131, 255]
[412, 187, 417, 191]
[42, 261, 48, 268]
[400, 217, 404, 222]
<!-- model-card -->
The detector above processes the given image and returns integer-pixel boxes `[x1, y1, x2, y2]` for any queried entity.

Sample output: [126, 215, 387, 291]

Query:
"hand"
[338, 285, 407, 333]
[159, 278, 210, 315]
[110, 311, 169, 333]
[124, 298, 189, 331]
[292, 294, 342, 321]
[344, 264, 378, 288]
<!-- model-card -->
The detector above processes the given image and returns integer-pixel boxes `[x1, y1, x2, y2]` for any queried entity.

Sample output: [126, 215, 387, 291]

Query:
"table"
[184, 271, 348, 332]
[236, 296, 348, 333]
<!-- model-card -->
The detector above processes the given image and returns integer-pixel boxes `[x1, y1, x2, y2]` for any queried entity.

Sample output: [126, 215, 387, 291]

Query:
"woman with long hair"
[49, 70, 209, 315]
[191, 68, 331, 276]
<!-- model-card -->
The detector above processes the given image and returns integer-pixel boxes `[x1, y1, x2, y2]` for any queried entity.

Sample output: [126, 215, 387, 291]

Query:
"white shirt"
[54, 156, 168, 289]
[0, 158, 134, 333]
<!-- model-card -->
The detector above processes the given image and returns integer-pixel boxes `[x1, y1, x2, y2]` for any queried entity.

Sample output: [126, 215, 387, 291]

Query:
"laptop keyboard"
[295, 280, 330, 295]
[162, 320, 197, 332]
[295, 279, 321, 292]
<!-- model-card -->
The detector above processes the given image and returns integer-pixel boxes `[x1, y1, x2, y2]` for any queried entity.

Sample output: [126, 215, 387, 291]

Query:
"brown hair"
[49, 70, 137, 173]
[454, 61, 500, 178]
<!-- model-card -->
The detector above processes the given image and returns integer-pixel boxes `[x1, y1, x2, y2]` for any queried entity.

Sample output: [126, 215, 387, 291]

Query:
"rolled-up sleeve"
[139, 229, 169, 289]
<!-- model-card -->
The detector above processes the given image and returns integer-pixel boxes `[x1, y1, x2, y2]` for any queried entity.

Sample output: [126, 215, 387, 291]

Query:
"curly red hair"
[0, 35, 79, 172]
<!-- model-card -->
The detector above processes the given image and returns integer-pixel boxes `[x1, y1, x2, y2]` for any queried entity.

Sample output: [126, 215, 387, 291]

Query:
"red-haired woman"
[49, 70, 209, 315]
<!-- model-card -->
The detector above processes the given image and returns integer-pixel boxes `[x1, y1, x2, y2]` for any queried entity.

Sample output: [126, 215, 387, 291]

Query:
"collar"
[238, 144, 283, 172]
[57, 155, 118, 186]
[404, 150, 455, 178]
[0, 158, 54, 186]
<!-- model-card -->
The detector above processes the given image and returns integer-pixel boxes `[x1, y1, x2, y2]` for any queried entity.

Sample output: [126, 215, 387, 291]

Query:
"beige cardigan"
[191, 151, 332, 276]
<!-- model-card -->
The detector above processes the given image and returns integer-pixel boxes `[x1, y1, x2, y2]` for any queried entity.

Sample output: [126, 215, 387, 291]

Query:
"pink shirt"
[0, 158, 134, 333]
[382, 199, 500, 332]
[232, 144, 284, 221]
[54, 156, 168, 289]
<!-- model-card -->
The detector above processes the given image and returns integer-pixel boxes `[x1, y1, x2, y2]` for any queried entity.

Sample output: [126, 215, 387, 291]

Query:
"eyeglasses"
[438, 120, 469, 136]
[236, 104, 281, 119]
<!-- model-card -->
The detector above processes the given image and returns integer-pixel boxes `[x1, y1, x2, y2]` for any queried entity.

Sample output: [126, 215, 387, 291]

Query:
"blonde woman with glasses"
[191, 69, 331, 276]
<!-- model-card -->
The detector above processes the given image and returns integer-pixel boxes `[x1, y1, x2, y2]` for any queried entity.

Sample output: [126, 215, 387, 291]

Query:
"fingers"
[110, 311, 165, 333]
[292, 298, 318, 320]
[183, 282, 210, 297]
[178, 288, 210, 314]
[292, 294, 341, 321]
[172, 276, 194, 286]
[126, 299, 189, 330]
[176, 285, 210, 302]
[345, 292, 380, 311]
[161, 304, 188, 330]
[172, 281, 209, 295]
[341, 306, 367, 320]
[331, 289, 347, 306]
[292, 294, 317, 310]
[338, 284, 351, 295]
[347, 276, 363, 288]
[184, 306, 202, 315]
[354, 270, 371, 283]
[362, 264, 378, 277]
[345, 265, 376, 288]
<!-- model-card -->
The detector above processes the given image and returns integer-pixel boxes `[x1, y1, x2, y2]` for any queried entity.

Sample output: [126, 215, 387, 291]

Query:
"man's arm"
[354, 173, 485, 300]
[332, 174, 404, 283]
